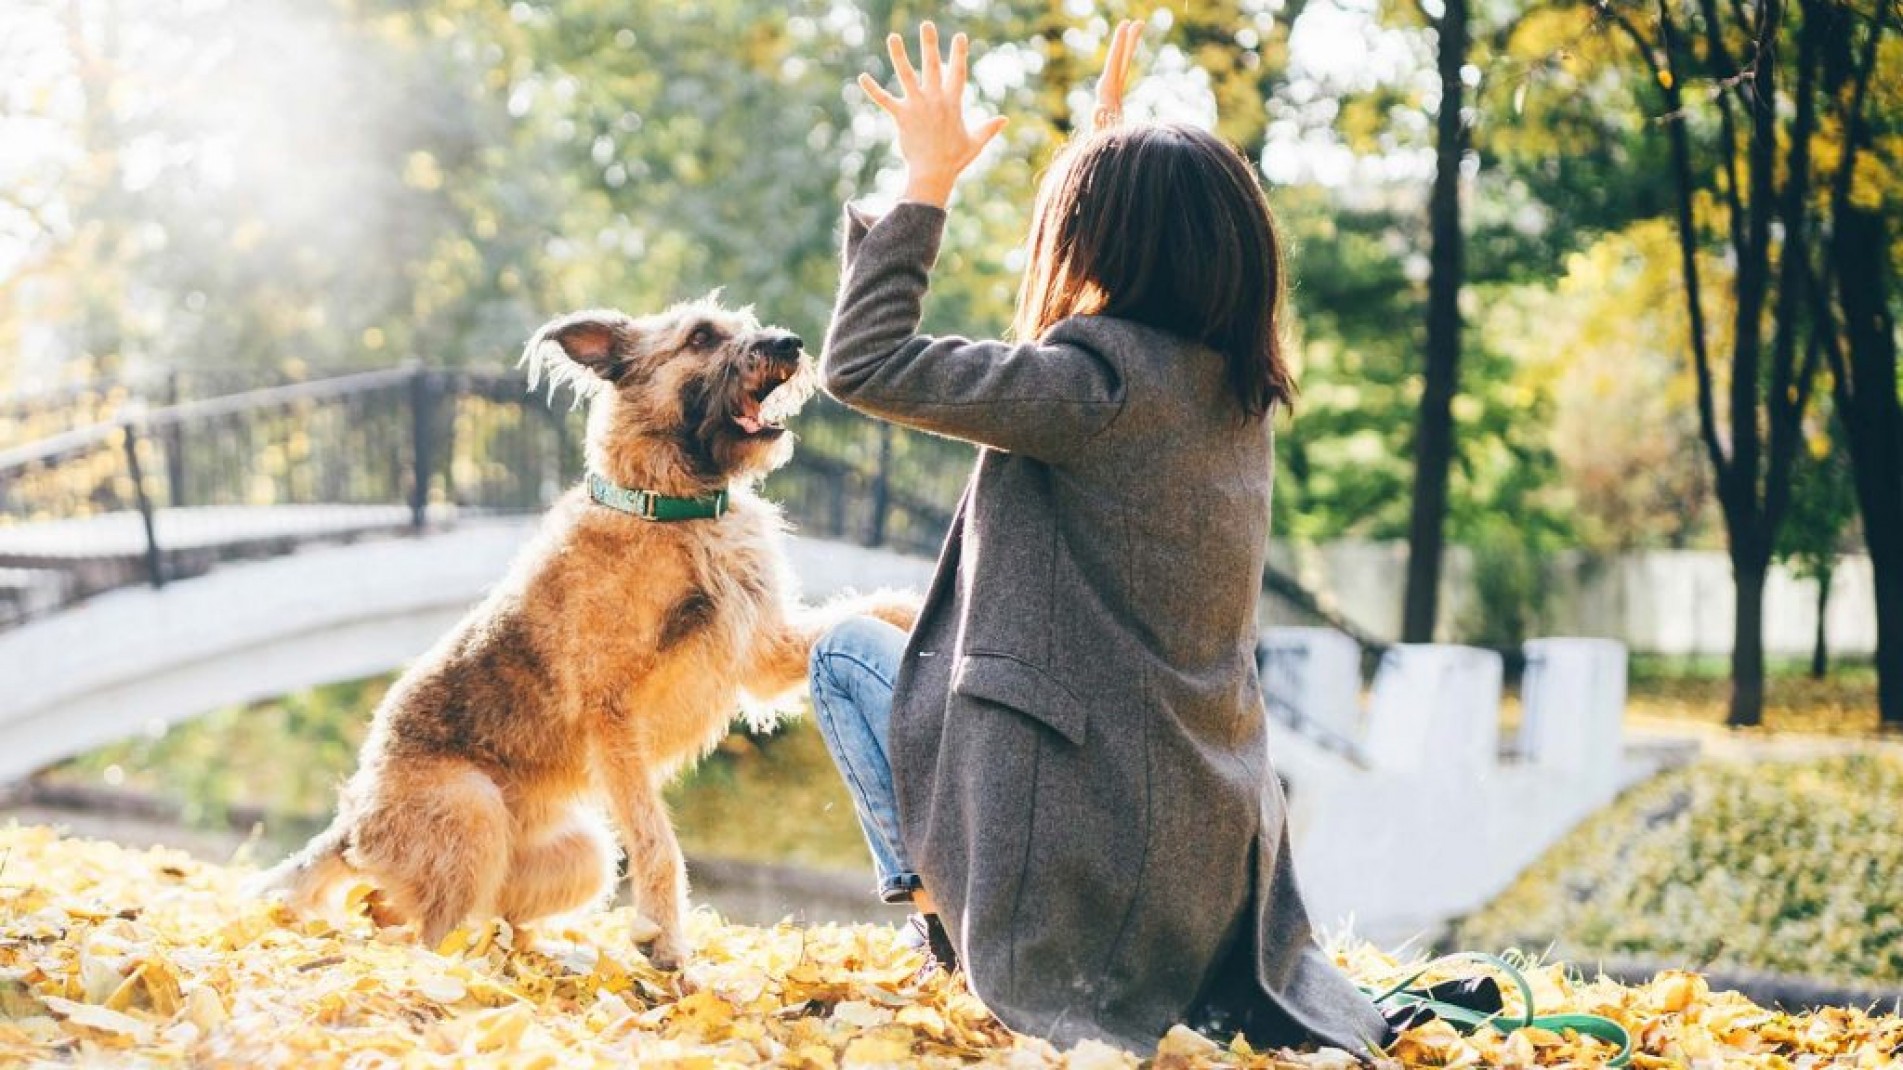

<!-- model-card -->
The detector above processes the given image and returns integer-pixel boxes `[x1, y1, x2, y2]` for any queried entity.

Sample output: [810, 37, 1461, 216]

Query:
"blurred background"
[0, 0, 1898, 1011]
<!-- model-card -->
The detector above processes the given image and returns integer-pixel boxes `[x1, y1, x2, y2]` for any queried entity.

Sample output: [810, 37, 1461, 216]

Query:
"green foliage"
[1775, 411, 1858, 586]
[59, 677, 386, 834]
[1272, 186, 1573, 548]
[668, 716, 876, 873]
[1458, 525, 1546, 649]
[1, 0, 1888, 585]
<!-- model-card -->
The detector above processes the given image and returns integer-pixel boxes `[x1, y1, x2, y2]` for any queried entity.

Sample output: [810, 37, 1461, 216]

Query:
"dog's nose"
[756, 332, 803, 359]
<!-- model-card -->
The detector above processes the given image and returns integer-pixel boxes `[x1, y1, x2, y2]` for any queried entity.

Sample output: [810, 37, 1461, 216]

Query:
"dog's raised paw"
[863, 589, 924, 633]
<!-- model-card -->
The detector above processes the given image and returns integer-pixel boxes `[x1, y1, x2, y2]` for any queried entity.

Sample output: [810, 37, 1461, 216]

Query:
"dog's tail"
[248, 816, 356, 912]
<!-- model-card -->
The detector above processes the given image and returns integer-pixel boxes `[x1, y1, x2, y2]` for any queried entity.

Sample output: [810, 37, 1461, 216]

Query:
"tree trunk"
[1402, 0, 1469, 643]
[1831, 205, 1903, 726]
[1874, 542, 1903, 729]
[1730, 553, 1768, 728]
[1810, 568, 1831, 680]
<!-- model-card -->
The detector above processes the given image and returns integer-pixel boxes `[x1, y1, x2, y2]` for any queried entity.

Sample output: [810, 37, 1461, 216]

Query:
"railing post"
[162, 370, 186, 508]
[867, 422, 893, 547]
[408, 366, 438, 531]
[439, 372, 459, 508]
[122, 422, 164, 588]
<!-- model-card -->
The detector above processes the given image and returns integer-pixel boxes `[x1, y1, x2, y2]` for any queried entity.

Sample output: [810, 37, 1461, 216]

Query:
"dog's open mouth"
[734, 362, 808, 436]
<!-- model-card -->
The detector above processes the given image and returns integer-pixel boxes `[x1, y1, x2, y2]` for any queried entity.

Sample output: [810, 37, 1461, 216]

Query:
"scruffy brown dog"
[257, 298, 916, 968]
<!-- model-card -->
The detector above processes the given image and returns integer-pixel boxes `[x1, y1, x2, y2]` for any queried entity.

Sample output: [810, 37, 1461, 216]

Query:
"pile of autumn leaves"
[1460, 752, 1903, 988]
[2, 826, 1900, 1068]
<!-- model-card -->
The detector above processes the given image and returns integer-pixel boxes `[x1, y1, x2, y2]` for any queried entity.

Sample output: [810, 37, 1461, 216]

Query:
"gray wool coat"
[820, 201, 1390, 1059]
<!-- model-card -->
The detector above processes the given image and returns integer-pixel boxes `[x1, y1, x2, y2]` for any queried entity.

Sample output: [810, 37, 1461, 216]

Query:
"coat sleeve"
[821, 201, 1126, 462]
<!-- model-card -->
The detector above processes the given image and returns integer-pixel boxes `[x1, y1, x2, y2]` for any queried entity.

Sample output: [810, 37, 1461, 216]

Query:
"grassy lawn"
[42, 674, 876, 874]
[1623, 657, 1889, 737]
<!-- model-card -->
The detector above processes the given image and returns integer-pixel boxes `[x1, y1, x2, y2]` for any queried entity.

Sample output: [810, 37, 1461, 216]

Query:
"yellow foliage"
[4, 826, 1903, 1067]
[1459, 753, 1903, 985]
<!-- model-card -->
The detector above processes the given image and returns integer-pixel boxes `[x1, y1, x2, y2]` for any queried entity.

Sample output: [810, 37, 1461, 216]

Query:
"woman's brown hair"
[1011, 122, 1294, 419]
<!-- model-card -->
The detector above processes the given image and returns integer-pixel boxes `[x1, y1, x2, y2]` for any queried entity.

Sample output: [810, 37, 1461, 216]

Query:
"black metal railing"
[0, 366, 976, 626]
[0, 365, 378, 452]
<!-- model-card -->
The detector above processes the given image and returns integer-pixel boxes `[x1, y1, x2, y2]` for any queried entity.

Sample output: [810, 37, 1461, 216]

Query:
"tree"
[1401, 0, 1473, 642]
[1597, 0, 1829, 727]
[1487, 219, 1720, 554]
[1809, 0, 1901, 725]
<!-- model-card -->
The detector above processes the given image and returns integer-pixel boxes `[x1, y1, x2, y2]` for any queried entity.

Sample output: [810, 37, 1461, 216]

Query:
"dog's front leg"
[602, 770, 690, 970]
[740, 591, 923, 702]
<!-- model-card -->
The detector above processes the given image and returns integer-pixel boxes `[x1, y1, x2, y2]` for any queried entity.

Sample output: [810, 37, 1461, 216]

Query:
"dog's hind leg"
[355, 762, 512, 949]
[601, 771, 689, 970]
[251, 814, 356, 912]
[496, 813, 617, 926]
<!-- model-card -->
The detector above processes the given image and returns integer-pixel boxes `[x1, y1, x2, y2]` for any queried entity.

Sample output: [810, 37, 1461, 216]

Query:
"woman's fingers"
[887, 32, 920, 95]
[857, 71, 901, 114]
[1111, 20, 1138, 91]
[955, 115, 1008, 171]
[968, 114, 1008, 161]
[1095, 18, 1139, 117]
[919, 22, 942, 88]
[947, 32, 969, 98]
[862, 20, 1003, 201]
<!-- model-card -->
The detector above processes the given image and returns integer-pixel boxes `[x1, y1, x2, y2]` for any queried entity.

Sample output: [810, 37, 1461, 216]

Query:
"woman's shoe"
[1382, 973, 1504, 1033]
[901, 912, 959, 980]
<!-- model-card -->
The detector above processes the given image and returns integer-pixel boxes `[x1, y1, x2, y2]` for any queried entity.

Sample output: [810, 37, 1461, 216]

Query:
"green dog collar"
[587, 472, 728, 521]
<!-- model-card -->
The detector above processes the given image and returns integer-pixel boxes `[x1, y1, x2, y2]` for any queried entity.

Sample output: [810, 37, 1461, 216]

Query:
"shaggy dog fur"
[256, 299, 917, 968]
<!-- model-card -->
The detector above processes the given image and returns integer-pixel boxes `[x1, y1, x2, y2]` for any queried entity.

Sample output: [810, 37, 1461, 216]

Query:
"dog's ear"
[519, 310, 638, 405]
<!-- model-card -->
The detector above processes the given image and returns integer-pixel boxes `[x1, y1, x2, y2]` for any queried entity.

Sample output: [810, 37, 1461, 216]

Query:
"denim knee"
[809, 615, 900, 693]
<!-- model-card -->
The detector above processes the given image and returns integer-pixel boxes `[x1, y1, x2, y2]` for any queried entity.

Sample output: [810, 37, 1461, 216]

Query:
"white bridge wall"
[1272, 539, 1878, 658]
[0, 521, 933, 786]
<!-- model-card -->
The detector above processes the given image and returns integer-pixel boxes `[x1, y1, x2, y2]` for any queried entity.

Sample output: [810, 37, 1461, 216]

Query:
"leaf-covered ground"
[4, 827, 1902, 1068]
[1458, 752, 1903, 987]
[1624, 664, 1890, 738]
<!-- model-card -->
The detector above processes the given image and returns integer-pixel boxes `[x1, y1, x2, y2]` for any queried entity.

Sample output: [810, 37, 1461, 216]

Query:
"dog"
[256, 297, 917, 968]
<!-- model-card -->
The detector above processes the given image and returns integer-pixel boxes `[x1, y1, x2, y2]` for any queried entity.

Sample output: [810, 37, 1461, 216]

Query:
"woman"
[805, 19, 1393, 1061]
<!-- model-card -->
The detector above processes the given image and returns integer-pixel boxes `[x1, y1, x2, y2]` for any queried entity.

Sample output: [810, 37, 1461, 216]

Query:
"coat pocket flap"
[952, 653, 1088, 746]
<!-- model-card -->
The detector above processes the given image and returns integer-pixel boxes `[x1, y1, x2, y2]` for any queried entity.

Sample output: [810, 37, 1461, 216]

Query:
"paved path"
[1627, 716, 1903, 759]
[0, 505, 444, 560]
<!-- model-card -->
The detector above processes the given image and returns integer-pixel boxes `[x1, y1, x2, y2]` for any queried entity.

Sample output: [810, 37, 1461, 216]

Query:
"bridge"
[0, 366, 1693, 946]
[0, 365, 964, 775]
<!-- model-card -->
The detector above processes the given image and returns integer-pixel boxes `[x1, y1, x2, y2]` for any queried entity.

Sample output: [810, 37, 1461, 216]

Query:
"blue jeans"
[808, 616, 924, 904]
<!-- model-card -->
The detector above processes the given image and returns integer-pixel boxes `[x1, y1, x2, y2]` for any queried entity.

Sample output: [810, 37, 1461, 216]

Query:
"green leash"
[1365, 951, 1633, 1067]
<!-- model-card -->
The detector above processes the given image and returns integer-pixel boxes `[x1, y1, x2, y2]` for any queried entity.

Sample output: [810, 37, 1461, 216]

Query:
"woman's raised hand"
[1093, 19, 1141, 130]
[858, 22, 1008, 208]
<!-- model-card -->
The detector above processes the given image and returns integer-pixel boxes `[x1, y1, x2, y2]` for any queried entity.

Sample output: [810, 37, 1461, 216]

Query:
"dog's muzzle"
[735, 333, 808, 435]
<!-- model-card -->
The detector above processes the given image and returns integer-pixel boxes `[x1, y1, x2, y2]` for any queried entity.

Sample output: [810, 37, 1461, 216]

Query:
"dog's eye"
[687, 326, 716, 350]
